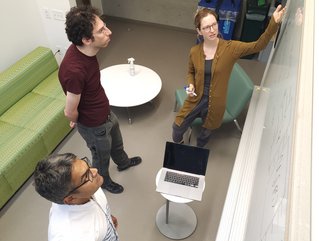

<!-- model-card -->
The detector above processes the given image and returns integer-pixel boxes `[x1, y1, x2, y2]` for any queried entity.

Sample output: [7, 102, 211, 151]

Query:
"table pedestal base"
[156, 201, 197, 239]
[126, 107, 132, 124]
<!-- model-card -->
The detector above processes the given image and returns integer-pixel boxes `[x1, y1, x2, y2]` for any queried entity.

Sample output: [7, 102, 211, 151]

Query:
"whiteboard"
[245, 0, 303, 240]
[215, 0, 308, 240]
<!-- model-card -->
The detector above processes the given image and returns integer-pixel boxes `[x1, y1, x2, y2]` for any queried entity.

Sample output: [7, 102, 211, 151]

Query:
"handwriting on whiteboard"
[244, 0, 304, 240]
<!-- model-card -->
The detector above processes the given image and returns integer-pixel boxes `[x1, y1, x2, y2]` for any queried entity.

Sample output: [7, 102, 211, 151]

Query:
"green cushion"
[225, 64, 254, 118]
[0, 121, 48, 191]
[32, 70, 66, 101]
[0, 93, 71, 151]
[0, 173, 13, 209]
[175, 89, 187, 109]
[222, 109, 233, 123]
[0, 47, 58, 115]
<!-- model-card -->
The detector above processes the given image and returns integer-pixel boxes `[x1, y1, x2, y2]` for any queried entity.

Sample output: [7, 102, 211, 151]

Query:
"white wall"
[35, 0, 72, 64]
[0, 0, 72, 72]
[0, 1, 48, 72]
[102, 0, 198, 30]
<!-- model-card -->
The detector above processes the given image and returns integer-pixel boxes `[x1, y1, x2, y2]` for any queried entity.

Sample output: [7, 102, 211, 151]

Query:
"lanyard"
[91, 197, 119, 241]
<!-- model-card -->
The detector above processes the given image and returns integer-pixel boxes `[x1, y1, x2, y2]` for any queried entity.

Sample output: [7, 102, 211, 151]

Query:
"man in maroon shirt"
[59, 6, 141, 194]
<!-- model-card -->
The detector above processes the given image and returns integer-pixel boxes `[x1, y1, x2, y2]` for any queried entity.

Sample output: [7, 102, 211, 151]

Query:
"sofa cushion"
[32, 70, 66, 101]
[0, 47, 58, 115]
[0, 121, 48, 192]
[0, 173, 12, 209]
[0, 92, 70, 152]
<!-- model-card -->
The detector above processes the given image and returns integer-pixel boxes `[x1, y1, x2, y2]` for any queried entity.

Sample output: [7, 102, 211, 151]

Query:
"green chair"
[174, 63, 254, 140]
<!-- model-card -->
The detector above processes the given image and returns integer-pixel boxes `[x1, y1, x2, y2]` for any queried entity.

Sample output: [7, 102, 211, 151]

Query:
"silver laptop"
[156, 142, 210, 201]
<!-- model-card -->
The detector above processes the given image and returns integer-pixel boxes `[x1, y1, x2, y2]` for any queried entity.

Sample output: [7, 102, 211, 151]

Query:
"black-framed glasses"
[201, 22, 218, 32]
[64, 157, 93, 198]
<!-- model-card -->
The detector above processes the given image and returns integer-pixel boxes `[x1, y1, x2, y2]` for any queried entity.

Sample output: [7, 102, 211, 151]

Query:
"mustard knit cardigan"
[175, 16, 279, 130]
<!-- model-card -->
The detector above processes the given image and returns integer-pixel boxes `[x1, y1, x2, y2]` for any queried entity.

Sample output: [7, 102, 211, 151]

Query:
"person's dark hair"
[34, 153, 76, 204]
[194, 8, 219, 30]
[65, 6, 100, 46]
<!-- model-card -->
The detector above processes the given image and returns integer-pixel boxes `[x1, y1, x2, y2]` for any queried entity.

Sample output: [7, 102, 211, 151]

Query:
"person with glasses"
[34, 153, 119, 241]
[58, 6, 142, 194]
[173, 5, 286, 147]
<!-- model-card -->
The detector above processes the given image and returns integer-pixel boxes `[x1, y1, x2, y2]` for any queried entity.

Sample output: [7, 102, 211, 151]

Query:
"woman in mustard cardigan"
[173, 5, 286, 147]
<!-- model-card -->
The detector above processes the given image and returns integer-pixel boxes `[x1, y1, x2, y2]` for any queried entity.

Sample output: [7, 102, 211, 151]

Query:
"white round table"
[155, 169, 198, 239]
[100, 64, 162, 123]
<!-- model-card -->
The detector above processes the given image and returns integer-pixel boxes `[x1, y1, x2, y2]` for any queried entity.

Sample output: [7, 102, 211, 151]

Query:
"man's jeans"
[77, 111, 130, 183]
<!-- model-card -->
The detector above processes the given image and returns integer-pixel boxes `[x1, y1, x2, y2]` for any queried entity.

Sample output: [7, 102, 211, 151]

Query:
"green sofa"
[0, 46, 71, 209]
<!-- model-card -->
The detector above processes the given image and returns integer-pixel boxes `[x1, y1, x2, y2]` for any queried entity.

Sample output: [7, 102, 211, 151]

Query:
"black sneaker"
[101, 181, 124, 194]
[117, 156, 142, 172]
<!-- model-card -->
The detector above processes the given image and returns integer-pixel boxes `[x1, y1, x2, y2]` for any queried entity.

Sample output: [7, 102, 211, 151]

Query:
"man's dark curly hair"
[65, 6, 100, 46]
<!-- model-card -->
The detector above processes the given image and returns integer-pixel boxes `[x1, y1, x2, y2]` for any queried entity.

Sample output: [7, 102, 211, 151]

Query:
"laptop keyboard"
[164, 171, 199, 188]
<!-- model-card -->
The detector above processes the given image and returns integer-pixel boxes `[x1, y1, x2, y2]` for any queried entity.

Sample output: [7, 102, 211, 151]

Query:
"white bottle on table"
[128, 57, 135, 76]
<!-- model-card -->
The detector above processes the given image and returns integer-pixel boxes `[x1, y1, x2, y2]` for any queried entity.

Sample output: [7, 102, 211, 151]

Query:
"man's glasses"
[64, 157, 93, 198]
[201, 22, 218, 32]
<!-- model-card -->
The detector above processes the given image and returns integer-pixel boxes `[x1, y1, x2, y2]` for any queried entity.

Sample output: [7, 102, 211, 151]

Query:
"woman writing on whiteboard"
[173, 5, 286, 147]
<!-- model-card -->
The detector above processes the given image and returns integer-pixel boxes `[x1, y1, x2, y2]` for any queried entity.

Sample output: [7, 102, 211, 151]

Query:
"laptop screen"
[163, 142, 210, 175]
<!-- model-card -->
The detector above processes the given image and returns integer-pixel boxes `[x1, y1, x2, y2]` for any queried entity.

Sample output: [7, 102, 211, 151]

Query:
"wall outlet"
[52, 9, 65, 21]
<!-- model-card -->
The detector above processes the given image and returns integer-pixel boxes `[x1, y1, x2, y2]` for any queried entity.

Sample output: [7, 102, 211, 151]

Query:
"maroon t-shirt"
[58, 44, 110, 127]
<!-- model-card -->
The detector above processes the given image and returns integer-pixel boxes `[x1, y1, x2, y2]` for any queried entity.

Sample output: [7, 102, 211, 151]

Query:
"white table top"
[100, 64, 162, 107]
